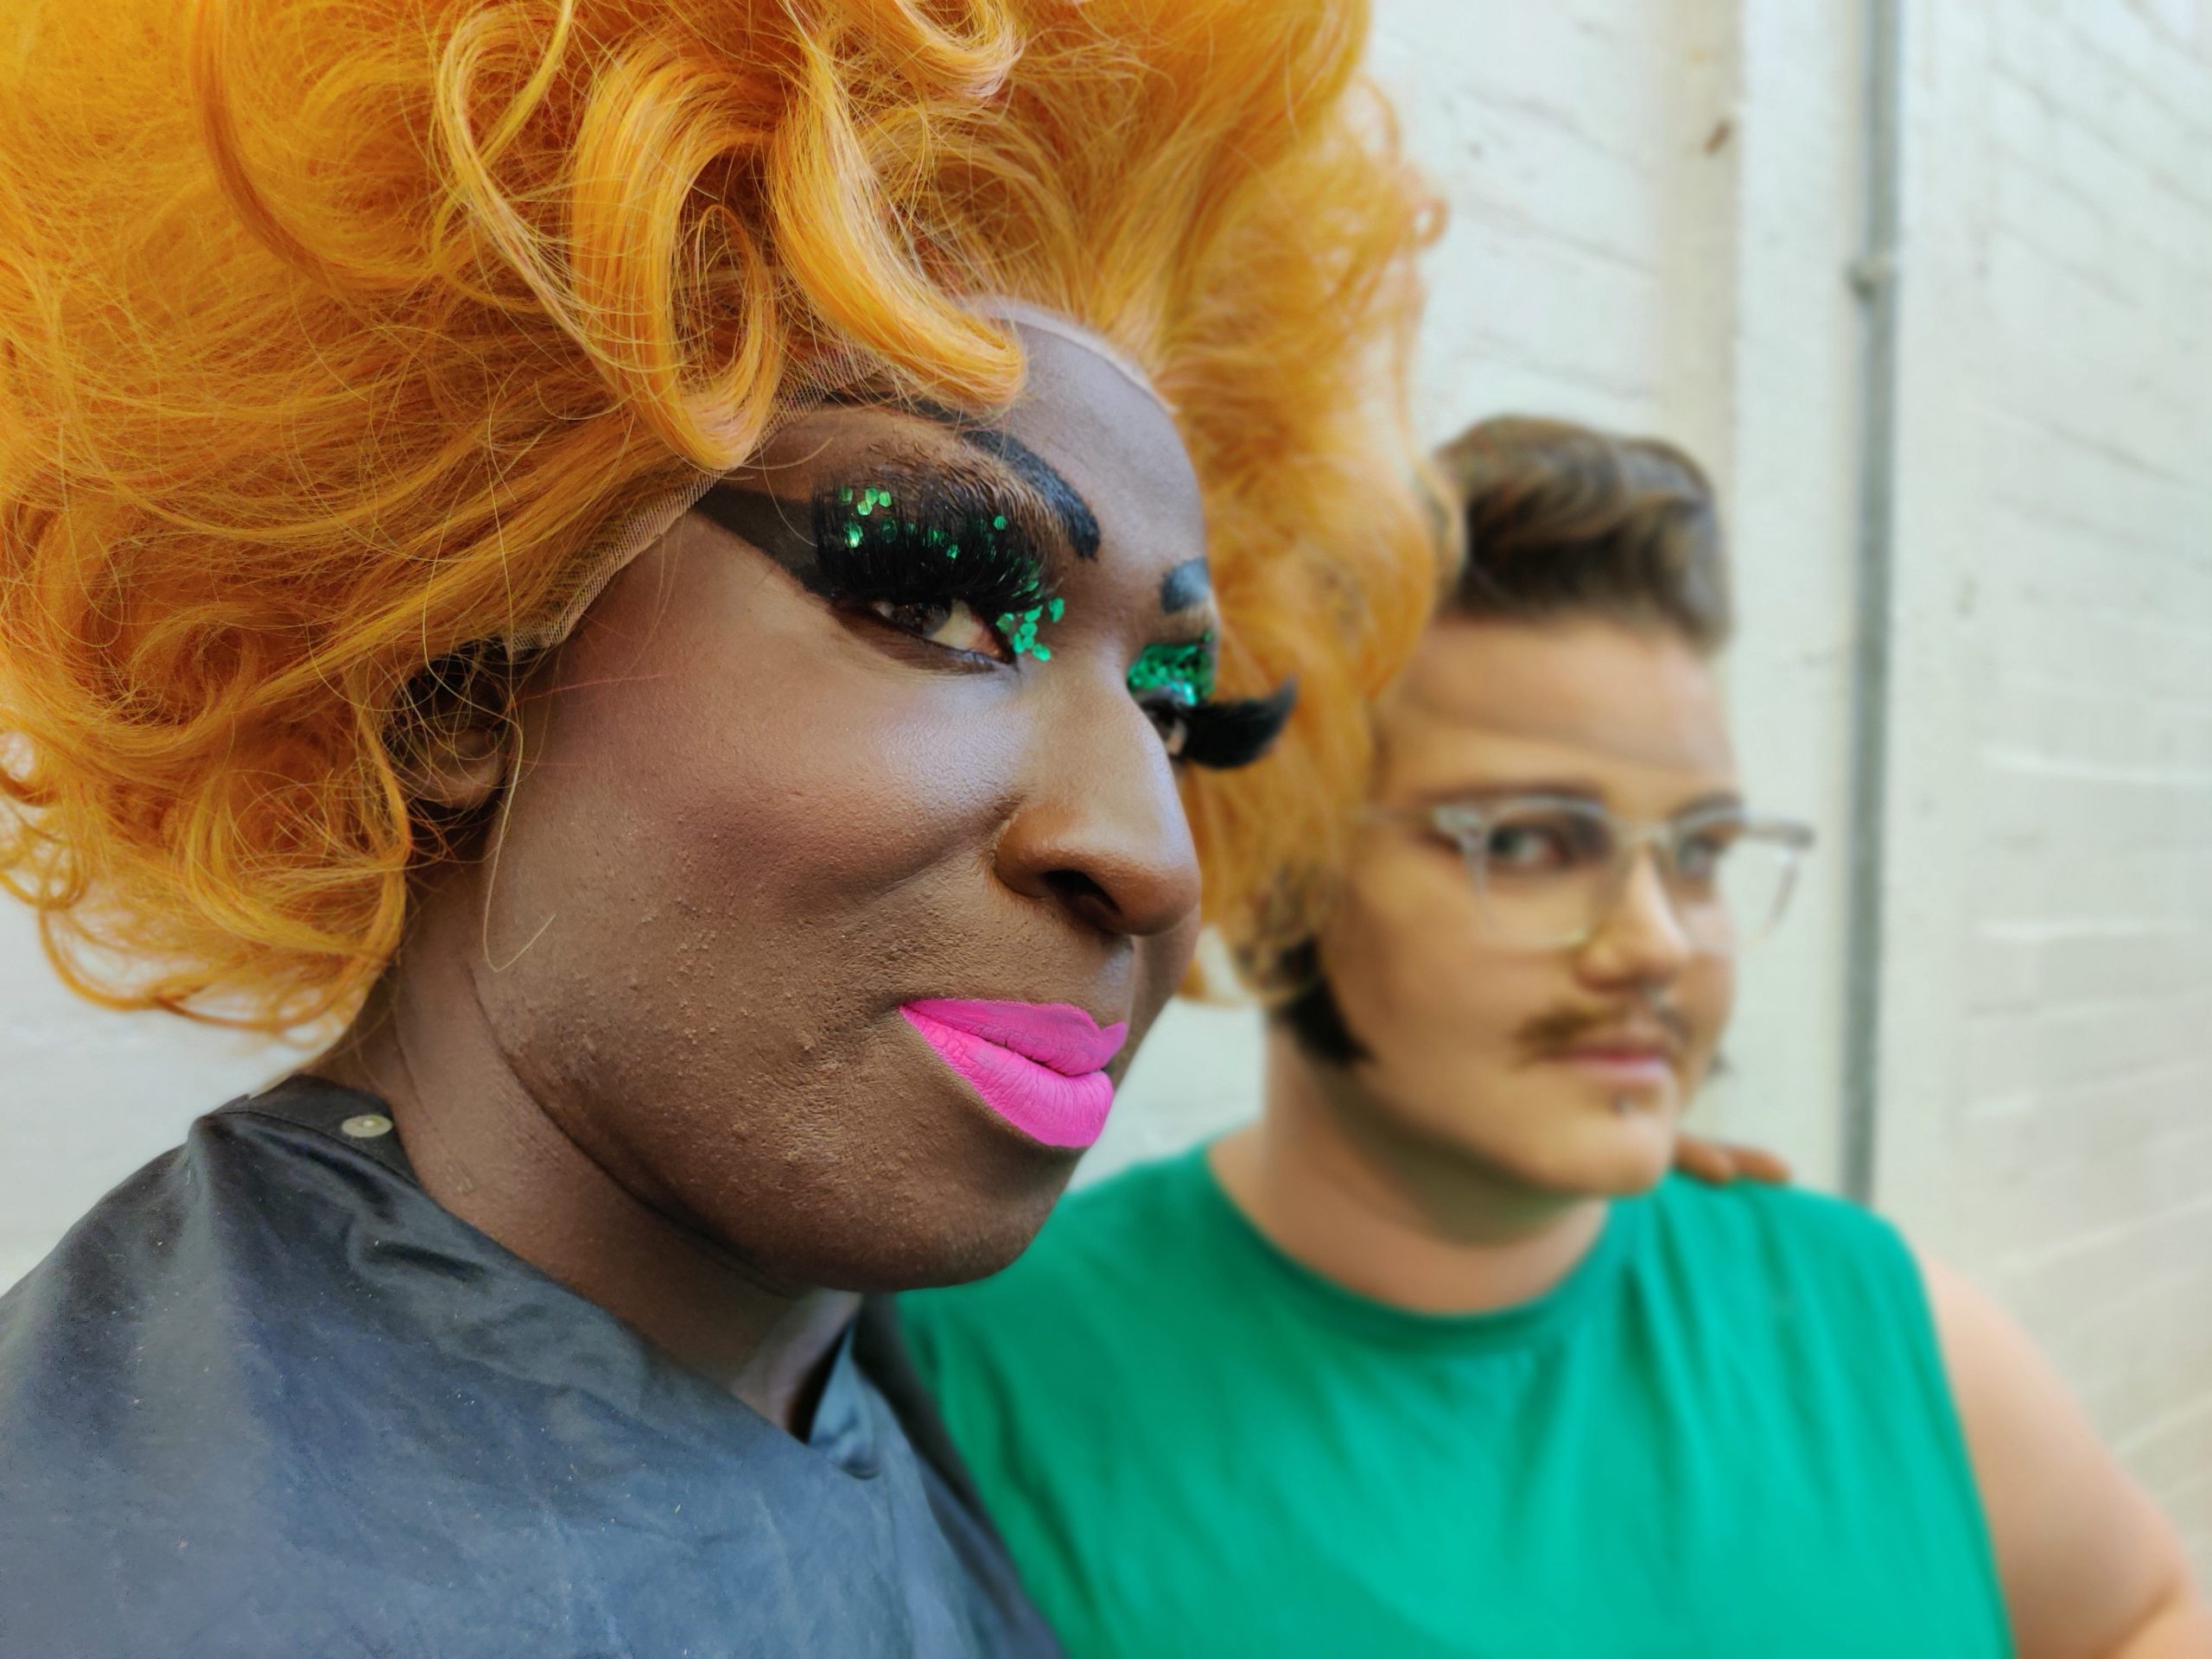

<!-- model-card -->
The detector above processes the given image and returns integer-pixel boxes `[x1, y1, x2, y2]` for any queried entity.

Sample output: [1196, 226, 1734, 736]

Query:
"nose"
[994, 692, 1203, 940]
[1576, 849, 1693, 988]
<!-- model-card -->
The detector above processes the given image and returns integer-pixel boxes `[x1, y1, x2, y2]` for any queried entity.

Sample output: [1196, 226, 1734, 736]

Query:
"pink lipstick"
[900, 998, 1128, 1149]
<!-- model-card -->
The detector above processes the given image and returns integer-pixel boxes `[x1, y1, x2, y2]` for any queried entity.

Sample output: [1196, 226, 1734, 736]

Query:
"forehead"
[1376, 619, 1737, 805]
[993, 321, 1206, 575]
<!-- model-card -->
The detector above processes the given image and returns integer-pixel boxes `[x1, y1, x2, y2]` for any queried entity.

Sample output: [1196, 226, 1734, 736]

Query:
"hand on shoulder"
[1672, 1134, 1792, 1187]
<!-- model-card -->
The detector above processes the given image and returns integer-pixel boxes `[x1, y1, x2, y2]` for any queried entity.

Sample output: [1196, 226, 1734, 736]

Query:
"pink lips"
[900, 998, 1129, 1149]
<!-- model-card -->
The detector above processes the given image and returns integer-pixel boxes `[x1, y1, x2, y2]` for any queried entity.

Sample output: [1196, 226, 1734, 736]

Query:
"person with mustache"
[902, 416, 2211, 1657]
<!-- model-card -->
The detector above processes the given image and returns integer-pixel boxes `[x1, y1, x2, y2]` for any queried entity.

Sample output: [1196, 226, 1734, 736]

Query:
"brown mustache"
[1516, 1001, 1694, 1057]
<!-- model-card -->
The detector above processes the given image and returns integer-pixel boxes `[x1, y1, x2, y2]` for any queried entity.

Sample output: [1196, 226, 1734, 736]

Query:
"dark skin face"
[327, 321, 1230, 1426]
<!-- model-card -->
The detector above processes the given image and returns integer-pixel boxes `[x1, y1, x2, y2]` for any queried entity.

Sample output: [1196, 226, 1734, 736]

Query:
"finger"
[1723, 1143, 1793, 1186]
[1672, 1135, 1737, 1186]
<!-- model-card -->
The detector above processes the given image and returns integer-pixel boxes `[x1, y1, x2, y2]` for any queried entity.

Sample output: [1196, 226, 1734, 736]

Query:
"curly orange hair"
[0, 0, 1440, 1031]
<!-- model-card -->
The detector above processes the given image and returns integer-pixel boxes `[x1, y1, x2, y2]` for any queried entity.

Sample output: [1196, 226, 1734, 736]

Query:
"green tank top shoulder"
[900, 1148, 2012, 1659]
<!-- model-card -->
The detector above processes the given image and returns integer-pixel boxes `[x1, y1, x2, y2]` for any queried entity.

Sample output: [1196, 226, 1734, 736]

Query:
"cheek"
[1680, 955, 1737, 1061]
[1325, 851, 1532, 1062]
[529, 582, 1021, 929]
[1106, 912, 1204, 1091]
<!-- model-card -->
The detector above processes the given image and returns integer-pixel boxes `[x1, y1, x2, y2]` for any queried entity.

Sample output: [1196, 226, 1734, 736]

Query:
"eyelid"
[696, 475, 1061, 675]
[825, 416, 1077, 564]
[1128, 633, 1218, 706]
[815, 472, 1052, 574]
[812, 474, 1066, 671]
[887, 475, 1059, 566]
[702, 438, 1061, 568]
[809, 395, 1100, 562]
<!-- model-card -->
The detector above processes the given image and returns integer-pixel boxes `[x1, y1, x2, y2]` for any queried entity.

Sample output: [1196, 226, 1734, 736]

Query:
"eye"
[1483, 811, 1609, 875]
[866, 597, 1010, 663]
[1486, 823, 1573, 872]
[1127, 636, 1217, 763]
[1674, 825, 1738, 887]
[1141, 696, 1192, 760]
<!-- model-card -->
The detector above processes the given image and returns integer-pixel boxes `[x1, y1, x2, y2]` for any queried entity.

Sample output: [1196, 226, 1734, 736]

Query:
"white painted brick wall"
[2, 0, 2208, 1582]
[1877, 0, 2212, 1572]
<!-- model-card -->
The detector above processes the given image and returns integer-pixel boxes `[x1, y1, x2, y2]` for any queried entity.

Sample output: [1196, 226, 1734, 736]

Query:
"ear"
[386, 646, 522, 818]
[393, 716, 513, 814]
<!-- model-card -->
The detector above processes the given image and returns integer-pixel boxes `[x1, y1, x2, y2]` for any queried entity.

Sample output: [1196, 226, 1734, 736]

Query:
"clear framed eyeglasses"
[1370, 794, 1816, 954]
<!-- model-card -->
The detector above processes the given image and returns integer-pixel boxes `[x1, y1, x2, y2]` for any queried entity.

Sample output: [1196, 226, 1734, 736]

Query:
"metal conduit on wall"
[1839, 0, 1905, 1205]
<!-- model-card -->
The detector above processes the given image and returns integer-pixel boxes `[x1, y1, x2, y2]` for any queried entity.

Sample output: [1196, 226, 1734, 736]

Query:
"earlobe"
[395, 721, 513, 814]
[385, 645, 524, 819]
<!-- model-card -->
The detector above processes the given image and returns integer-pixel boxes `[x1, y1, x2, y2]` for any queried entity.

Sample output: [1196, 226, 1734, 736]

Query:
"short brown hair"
[1434, 416, 1731, 652]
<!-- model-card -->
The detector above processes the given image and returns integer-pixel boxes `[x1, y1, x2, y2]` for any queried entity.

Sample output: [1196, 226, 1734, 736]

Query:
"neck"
[319, 880, 856, 1435]
[1209, 1024, 1611, 1316]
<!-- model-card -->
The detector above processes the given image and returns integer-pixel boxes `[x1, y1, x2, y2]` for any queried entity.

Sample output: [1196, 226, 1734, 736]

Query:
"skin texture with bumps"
[327, 323, 1217, 1429]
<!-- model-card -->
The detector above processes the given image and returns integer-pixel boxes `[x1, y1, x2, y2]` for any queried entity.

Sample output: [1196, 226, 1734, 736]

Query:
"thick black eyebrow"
[1160, 558, 1211, 613]
[825, 391, 1102, 561]
[946, 420, 1101, 563]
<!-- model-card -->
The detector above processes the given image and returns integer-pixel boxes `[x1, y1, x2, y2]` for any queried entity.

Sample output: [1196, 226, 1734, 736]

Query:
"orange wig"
[0, 0, 1440, 1030]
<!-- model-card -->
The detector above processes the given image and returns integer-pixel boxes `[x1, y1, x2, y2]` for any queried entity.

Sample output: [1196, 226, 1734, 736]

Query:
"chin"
[927, 1139, 1085, 1282]
[887, 1207, 1062, 1291]
[733, 1138, 1078, 1294]
[1485, 1116, 1680, 1203]
[1575, 1134, 1677, 1198]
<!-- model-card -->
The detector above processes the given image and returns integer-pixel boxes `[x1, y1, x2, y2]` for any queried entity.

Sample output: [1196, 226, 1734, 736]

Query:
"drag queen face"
[353, 316, 1278, 1293]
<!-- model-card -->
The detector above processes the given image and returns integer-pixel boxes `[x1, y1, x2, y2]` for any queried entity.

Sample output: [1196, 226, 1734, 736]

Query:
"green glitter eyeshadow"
[1128, 636, 1216, 705]
[823, 479, 1064, 662]
[996, 604, 1052, 662]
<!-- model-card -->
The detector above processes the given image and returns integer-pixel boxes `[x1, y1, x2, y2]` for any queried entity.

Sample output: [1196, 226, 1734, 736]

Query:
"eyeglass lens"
[1467, 802, 1797, 951]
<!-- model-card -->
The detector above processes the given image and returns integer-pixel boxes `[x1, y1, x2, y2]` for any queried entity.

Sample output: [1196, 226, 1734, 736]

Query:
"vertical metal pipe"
[1840, 0, 1906, 1204]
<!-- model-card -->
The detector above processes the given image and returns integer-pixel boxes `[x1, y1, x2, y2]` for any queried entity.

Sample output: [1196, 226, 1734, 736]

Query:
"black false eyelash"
[1175, 681, 1298, 772]
[807, 476, 1057, 625]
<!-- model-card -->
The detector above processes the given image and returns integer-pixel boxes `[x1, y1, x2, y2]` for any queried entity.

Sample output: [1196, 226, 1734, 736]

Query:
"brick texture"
[1876, 0, 2212, 1572]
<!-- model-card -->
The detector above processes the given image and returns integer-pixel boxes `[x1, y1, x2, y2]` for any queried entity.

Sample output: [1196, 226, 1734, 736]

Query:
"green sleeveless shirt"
[902, 1152, 2012, 1658]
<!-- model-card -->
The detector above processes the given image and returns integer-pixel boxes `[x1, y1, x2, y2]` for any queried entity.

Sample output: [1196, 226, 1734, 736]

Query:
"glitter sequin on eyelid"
[1127, 636, 1217, 705]
[995, 594, 1066, 662]
[825, 481, 1065, 662]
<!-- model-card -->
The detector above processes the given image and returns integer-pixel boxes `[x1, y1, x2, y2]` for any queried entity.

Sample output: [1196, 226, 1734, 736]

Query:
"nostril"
[1043, 868, 1116, 918]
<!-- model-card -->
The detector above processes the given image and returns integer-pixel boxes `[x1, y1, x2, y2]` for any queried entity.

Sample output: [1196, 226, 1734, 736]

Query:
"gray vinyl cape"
[0, 1077, 1058, 1659]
